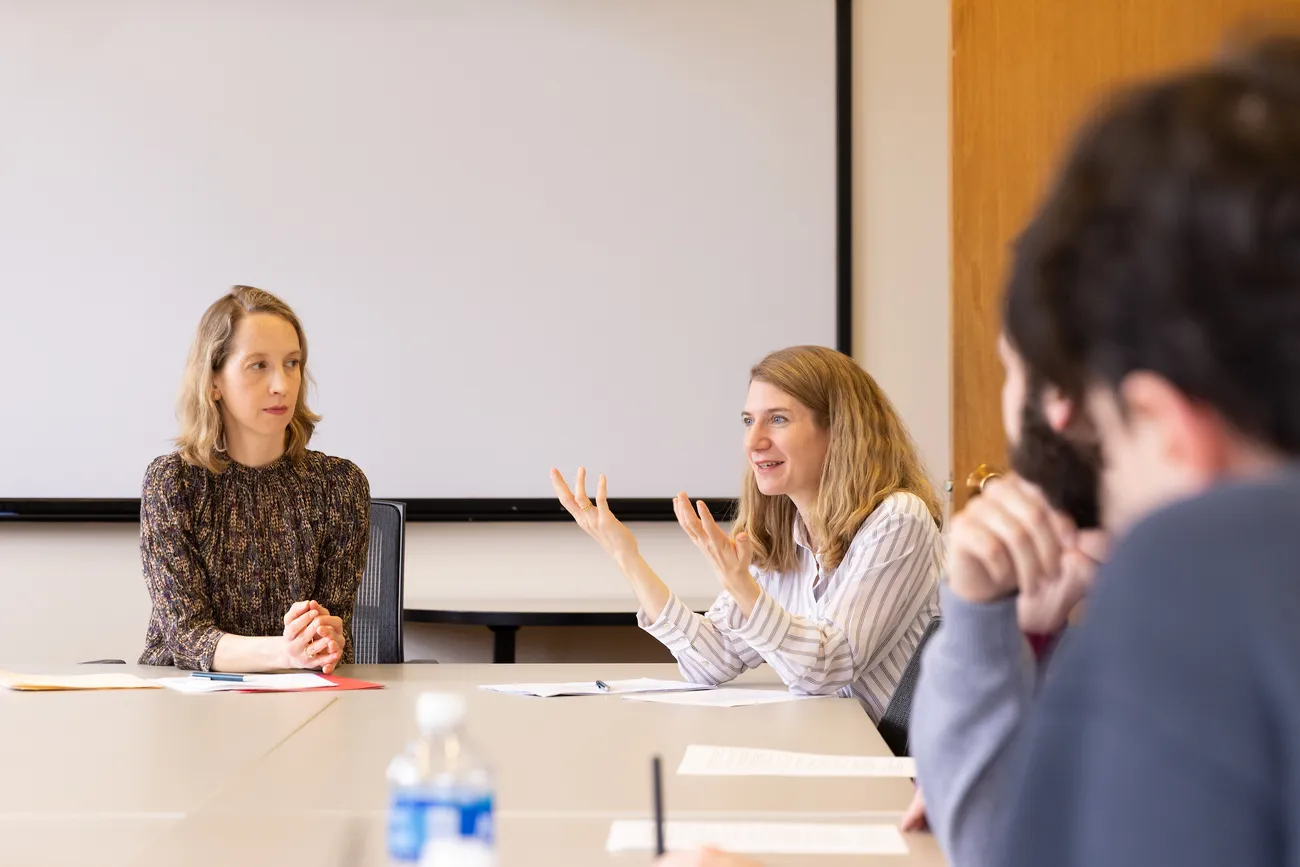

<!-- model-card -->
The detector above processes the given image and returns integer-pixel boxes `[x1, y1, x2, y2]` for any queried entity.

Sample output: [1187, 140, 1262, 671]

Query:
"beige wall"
[0, 0, 950, 667]
[855, 0, 951, 492]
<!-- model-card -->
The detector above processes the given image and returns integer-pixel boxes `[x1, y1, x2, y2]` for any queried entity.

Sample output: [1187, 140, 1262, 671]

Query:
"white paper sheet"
[621, 687, 829, 708]
[480, 678, 713, 698]
[677, 744, 917, 778]
[0, 670, 161, 691]
[606, 820, 908, 855]
[155, 673, 336, 693]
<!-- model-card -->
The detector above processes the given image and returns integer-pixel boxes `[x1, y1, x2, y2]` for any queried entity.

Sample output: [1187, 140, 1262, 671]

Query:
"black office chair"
[352, 499, 408, 665]
[877, 616, 941, 757]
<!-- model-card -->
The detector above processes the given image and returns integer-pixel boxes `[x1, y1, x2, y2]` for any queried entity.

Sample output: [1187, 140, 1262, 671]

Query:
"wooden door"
[950, 0, 1296, 508]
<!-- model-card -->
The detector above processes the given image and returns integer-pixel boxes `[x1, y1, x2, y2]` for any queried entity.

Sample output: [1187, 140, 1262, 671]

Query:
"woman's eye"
[250, 361, 265, 370]
[742, 417, 754, 427]
[286, 360, 300, 369]
[772, 415, 788, 424]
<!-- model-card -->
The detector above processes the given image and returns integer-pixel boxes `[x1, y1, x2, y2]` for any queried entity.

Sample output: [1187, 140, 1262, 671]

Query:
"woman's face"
[212, 313, 302, 442]
[742, 379, 830, 503]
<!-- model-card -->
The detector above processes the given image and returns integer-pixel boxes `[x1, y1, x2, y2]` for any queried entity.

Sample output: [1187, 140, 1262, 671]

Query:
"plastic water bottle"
[387, 692, 496, 866]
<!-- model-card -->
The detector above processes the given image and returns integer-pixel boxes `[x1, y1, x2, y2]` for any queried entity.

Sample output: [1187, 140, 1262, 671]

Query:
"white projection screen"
[0, 0, 845, 519]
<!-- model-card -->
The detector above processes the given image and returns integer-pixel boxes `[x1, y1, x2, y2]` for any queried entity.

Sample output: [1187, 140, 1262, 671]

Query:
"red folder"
[234, 674, 385, 694]
[320, 674, 384, 691]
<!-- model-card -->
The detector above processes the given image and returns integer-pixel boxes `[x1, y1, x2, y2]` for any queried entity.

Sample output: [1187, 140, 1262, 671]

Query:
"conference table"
[0, 663, 946, 867]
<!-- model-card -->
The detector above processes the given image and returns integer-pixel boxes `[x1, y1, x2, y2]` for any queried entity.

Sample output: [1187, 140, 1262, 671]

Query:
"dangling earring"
[212, 388, 227, 453]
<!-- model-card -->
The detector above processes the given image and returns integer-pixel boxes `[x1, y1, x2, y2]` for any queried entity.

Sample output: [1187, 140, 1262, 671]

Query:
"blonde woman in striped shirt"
[551, 345, 943, 721]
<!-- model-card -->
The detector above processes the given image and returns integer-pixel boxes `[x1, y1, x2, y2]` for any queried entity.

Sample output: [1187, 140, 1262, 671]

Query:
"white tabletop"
[1, 816, 180, 867]
[204, 663, 917, 816]
[0, 664, 335, 815]
[132, 812, 947, 867]
[1, 663, 943, 867]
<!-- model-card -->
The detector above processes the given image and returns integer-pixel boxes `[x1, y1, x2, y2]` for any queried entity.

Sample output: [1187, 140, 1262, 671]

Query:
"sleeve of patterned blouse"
[314, 460, 371, 664]
[139, 456, 225, 671]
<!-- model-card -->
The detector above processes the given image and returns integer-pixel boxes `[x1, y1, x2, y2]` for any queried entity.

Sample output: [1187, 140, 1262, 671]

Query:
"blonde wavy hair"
[176, 286, 320, 473]
[736, 346, 941, 573]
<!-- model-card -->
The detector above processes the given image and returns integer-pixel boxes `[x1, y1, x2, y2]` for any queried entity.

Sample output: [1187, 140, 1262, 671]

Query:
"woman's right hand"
[551, 467, 639, 561]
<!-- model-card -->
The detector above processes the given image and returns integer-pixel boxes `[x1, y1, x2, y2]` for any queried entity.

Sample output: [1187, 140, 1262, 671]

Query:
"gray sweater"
[913, 473, 1300, 866]
[912, 586, 1034, 867]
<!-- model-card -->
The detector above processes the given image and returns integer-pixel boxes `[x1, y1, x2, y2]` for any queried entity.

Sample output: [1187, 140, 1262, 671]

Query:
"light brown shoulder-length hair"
[735, 346, 942, 574]
[175, 285, 320, 473]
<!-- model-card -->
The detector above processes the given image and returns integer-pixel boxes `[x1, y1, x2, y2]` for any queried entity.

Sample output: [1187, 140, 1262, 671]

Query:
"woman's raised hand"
[551, 467, 639, 561]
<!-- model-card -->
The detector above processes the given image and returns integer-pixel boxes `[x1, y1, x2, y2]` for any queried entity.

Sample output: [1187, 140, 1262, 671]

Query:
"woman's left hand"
[674, 494, 760, 609]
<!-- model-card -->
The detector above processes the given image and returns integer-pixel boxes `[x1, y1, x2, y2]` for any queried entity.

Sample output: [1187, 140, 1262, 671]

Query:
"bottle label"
[388, 790, 494, 864]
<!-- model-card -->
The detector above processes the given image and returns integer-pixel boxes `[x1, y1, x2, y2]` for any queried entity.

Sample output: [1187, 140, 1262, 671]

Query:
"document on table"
[621, 687, 829, 708]
[0, 670, 162, 691]
[606, 820, 908, 855]
[155, 673, 337, 694]
[678, 744, 917, 778]
[481, 678, 713, 698]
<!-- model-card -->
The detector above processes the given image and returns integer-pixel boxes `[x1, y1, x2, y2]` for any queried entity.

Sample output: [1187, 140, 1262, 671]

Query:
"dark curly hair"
[1004, 32, 1300, 454]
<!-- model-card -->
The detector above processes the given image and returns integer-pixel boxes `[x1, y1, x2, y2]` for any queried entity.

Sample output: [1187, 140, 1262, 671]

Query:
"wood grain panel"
[950, 0, 1296, 508]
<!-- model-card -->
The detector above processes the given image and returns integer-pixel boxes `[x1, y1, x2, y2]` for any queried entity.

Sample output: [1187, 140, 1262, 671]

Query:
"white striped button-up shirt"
[639, 491, 943, 722]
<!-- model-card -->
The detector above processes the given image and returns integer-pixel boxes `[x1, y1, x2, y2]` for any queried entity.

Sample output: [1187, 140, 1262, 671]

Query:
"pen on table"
[595, 680, 611, 692]
[652, 754, 665, 856]
[191, 672, 245, 682]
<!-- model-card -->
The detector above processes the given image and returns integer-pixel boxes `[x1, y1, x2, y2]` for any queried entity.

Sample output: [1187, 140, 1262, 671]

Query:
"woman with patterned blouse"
[138, 286, 370, 673]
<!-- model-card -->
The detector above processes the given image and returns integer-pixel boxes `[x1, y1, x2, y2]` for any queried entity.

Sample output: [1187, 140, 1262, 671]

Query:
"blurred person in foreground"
[915, 27, 1300, 867]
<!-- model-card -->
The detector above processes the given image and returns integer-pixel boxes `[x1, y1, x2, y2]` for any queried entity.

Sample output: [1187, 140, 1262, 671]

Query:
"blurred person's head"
[1003, 31, 1300, 532]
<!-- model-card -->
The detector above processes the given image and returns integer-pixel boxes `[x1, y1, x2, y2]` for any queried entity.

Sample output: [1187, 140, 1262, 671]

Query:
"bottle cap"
[416, 691, 467, 733]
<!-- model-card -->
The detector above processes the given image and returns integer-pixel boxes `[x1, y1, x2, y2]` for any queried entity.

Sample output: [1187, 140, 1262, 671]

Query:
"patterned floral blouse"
[138, 450, 370, 670]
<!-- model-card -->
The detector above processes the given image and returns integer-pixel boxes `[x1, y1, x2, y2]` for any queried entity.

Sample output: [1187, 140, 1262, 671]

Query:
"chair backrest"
[352, 500, 406, 665]
[877, 616, 942, 757]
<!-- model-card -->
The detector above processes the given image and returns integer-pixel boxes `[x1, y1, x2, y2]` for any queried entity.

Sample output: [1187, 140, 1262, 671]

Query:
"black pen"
[595, 680, 612, 692]
[191, 672, 245, 682]
[652, 755, 665, 856]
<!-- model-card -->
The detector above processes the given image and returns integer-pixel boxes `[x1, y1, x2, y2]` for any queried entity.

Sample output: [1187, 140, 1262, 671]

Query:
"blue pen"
[595, 680, 612, 692]
[191, 672, 245, 682]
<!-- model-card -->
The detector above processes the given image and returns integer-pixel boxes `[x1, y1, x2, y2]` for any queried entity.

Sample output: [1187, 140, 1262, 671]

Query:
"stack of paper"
[0, 670, 161, 691]
[677, 744, 917, 778]
[481, 678, 713, 698]
[622, 687, 829, 708]
[606, 820, 908, 855]
[155, 673, 338, 694]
